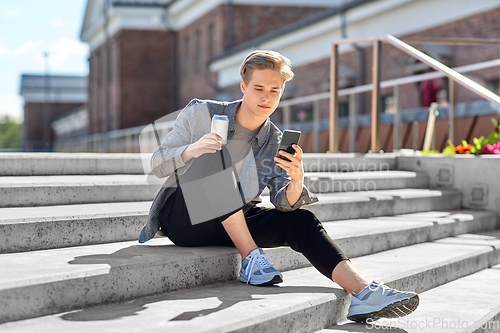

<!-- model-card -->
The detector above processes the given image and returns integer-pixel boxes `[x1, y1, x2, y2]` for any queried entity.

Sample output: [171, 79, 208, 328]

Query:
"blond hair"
[240, 50, 294, 85]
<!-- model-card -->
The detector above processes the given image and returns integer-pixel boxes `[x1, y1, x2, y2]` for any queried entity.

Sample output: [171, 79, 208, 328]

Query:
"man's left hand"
[274, 144, 304, 182]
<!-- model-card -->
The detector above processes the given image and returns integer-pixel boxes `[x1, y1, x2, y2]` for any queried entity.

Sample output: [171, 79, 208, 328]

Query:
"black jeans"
[158, 150, 348, 279]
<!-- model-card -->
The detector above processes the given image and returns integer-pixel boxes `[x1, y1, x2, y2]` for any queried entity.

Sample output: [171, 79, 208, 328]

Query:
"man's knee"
[287, 209, 322, 231]
[290, 209, 318, 222]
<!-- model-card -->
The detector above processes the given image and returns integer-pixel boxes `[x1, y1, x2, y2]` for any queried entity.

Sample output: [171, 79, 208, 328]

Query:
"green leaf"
[486, 132, 499, 145]
[422, 150, 440, 155]
[442, 146, 455, 155]
[472, 136, 487, 151]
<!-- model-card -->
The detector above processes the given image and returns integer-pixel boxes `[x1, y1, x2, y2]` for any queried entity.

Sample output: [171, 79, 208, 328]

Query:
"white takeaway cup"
[211, 115, 229, 145]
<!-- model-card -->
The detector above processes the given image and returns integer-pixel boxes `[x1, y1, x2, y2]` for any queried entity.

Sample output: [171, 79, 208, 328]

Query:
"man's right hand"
[181, 133, 222, 162]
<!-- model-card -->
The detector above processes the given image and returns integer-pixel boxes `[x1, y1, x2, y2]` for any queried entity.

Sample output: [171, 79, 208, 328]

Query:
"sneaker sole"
[347, 294, 419, 323]
[239, 275, 283, 286]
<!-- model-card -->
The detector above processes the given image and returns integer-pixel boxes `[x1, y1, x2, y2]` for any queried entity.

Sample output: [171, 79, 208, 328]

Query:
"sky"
[0, 0, 89, 122]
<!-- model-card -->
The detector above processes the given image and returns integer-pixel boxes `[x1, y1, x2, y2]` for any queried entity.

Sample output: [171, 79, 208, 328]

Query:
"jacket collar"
[227, 99, 270, 148]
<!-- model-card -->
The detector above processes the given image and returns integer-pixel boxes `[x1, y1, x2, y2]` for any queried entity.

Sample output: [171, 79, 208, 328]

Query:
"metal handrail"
[340, 58, 500, 96]
[279, 58, 500, 106]
[331, 36, 500, 46]
[329, 35, 500, 152]
[385, 35, 500, 105]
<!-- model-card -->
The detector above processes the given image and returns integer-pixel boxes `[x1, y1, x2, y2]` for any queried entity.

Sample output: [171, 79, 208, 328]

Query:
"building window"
[339, 102, 349, 118]
[183, 36, 190, 77]
[195, 30, 202, 74]
[208, 23, 215, 58]
[381, 95, 396, 114]
[293, 104, 312, 122]
[487, 78, 500, 95]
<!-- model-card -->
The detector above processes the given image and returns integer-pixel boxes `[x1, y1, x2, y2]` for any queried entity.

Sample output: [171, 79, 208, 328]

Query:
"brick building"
[210, 0, 500, 152]
[80, 0, 334, 136]
[78, 0, 500, 153]
[20, 75, 87, 151]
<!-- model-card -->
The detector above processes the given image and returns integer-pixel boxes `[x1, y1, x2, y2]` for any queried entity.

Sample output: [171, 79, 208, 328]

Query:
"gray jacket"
[138, 98, 318, 243]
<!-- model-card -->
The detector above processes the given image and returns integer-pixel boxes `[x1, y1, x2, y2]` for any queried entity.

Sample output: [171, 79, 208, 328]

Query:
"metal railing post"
[393, 84, 400, 151]
[423, 103, 439, 151]
[448, 80, 456, 145]
[413, 121, 419, 151]
[371, 40, 381, 152]
[329, 43, 339, 153]
[283, 105, 291, 130]
[399, 123, 404, 149]
[313, 100, 320, 153]
[349, 93, 357, 152]
[125, 133, 131, 153]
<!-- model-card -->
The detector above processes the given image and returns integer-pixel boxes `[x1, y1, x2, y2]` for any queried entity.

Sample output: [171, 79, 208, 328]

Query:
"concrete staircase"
[0, 152, 498, 332]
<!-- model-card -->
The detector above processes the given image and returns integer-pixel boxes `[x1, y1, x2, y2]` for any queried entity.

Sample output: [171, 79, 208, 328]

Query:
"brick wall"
[88, 29, 175, 134]
[23, 102, 83, 150]
[229, 5, 324, 49]
[119, 30, 175, 129]
[177, 4, 325, 107]
[177, 5, 226, 107]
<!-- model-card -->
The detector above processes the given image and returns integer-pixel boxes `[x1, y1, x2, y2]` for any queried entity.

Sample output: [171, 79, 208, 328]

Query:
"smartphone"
[276, 130, 301, 162]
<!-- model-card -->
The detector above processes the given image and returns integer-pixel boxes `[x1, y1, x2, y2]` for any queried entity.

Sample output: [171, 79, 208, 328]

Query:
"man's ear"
[240, 80, 246, 94]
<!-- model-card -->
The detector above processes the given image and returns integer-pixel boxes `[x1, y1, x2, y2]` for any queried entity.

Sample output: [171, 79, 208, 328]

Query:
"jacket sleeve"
[267, 166, 318, 212]
[150, 100, 201, 179]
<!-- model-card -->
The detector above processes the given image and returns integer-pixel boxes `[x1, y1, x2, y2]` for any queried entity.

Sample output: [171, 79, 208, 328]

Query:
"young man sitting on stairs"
[139, 50, 419, 323]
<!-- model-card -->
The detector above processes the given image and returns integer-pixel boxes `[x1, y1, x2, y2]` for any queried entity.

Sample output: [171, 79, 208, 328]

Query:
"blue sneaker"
[347, 280, 419, 323]
[239, 248, 283, 286]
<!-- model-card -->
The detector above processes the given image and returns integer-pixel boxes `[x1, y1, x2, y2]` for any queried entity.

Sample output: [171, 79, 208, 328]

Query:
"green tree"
[0, 116, 22, 149]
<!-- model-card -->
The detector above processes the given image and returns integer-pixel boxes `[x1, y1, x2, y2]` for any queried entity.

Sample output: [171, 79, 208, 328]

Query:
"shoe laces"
[368, 280, 400, 296]
[244, 252, 273, 285]
[368, 280, 385, 291]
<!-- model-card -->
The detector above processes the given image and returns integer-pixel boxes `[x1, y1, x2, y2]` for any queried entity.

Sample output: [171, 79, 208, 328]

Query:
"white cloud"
[11, 39, 44, 57]
[0, 94, 24, 122]
[50, 18, 67, 29]
[0, 39, 46, 58]
[2, 37, 88, 73]
[32, 38, 89, 72]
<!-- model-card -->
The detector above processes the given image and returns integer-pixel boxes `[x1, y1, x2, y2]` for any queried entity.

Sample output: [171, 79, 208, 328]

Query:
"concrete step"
[303, 171, 428, 193]
[0, 201, 152, 253]
[288, 188, 462, 222]
[0, 175, 162, 208]
[1, 230, 499, 332]
[0, 171, 426, 208]
[303, 153, 397, 173]
[0, 152, 395, 176]
[326, 210, 498, 258]
[0, 212, 496, 323]
[323, 265, 500, 332]
[0, 153, 147, 176]
[0, 188, 462, 252]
